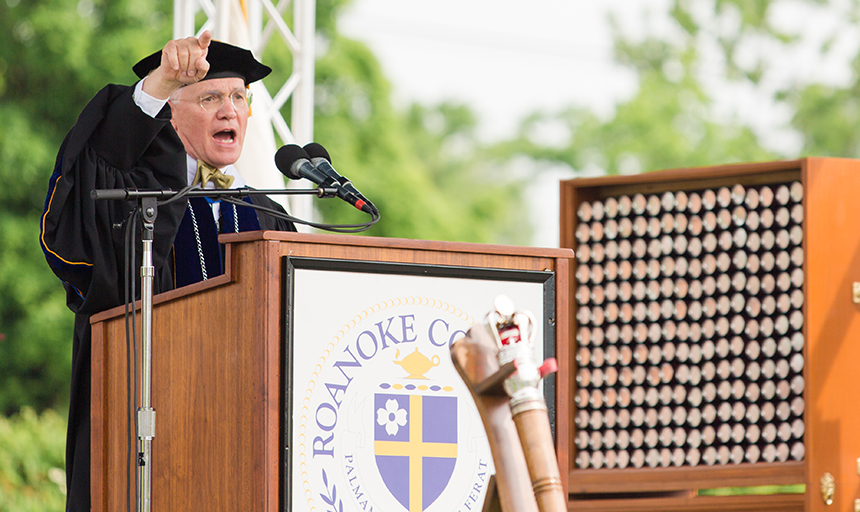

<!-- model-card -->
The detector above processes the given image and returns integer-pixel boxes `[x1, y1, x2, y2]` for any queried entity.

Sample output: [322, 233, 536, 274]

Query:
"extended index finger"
[193, 30, 212, 81]
[197, 30, 212, 51]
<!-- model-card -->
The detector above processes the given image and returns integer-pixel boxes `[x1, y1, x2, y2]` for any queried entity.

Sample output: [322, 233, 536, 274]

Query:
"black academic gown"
[40, 83, 295, 512]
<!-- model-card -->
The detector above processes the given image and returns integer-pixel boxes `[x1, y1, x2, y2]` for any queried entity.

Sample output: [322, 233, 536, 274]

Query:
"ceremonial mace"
[451, 295, 566, 512]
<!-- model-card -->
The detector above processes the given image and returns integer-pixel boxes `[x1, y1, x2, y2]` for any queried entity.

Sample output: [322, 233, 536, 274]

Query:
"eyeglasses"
[195, 89, 253, 112]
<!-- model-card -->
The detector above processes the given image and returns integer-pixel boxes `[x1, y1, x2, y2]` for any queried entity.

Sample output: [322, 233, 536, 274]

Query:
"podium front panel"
[282, 257, 556, 512]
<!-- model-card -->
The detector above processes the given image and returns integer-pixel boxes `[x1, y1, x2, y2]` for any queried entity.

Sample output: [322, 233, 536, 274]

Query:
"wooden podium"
[89, 232, 574, 511]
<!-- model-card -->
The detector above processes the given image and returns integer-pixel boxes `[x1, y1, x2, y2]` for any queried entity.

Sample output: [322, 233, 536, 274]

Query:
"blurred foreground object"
[451, 295, 566, 512]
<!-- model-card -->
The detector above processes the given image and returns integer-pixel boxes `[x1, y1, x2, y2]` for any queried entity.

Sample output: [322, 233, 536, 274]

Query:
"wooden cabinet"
[559, 158, 860, 511]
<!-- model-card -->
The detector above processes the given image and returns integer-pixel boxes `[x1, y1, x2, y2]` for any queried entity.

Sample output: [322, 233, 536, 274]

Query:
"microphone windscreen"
[274, 144, 310, 180]
[303, 142, 331, 163]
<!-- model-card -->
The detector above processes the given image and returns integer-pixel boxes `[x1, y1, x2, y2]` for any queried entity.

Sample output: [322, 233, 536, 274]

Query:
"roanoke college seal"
[293, 296, 495, 512]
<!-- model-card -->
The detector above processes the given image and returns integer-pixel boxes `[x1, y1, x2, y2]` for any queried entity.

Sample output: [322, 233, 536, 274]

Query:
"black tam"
[132, 40, 271, 85]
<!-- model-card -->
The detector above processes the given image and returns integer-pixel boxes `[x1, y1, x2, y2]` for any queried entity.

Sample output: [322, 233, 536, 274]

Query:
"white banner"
[286, 260, 552, 512]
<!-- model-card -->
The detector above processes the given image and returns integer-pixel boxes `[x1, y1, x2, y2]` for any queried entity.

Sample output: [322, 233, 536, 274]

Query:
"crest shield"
[374, 393, 458, 511]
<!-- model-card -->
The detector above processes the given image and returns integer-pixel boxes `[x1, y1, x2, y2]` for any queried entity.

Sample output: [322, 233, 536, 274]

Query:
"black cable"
[157, 185, 196, 206]
[218, 195, 381, 232]
[130, 208, 139, 512]
[122, 206, 140, 512]
[123, 209, 131, 512]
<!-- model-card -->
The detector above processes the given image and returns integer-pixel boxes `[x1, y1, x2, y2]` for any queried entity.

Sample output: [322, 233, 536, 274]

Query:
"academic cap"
[133, 40, 272, 84]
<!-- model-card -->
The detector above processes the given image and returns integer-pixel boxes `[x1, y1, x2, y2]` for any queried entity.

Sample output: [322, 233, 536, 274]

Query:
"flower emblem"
[376, 398, 408, 436]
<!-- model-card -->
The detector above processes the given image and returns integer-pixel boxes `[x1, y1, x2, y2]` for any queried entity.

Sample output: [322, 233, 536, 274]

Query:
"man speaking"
[40, 31, 294, 511]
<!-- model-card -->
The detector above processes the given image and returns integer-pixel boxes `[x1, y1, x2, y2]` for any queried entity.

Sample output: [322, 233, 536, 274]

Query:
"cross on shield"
[374, 393, 458, 511]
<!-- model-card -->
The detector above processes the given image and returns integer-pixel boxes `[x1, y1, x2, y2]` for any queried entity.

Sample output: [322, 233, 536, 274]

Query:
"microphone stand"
[92, 185, 330, 512]
[138, 195, 155, 512]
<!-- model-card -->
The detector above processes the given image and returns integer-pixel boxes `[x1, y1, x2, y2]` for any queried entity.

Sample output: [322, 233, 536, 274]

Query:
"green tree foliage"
[0, 408, 67, 512]
[0, 103, 72, 415]
[311, 34, 528, 243]
[0, 0, 174, 415]
[669, 0, 860, 159]
[496, 0, 860, 175]
[790, 57, 860, 156]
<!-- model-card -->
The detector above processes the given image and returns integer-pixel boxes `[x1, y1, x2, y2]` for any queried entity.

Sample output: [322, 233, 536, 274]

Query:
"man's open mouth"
[214, 129, 236, 143]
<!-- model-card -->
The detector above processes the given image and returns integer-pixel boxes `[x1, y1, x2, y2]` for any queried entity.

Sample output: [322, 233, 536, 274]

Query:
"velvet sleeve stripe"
[40, 166, 94, 270]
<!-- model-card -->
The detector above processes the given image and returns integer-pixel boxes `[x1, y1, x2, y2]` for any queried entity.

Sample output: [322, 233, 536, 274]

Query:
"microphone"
[274, 144, 336, 188]
[303, 142, 378, 215]
[274, 144, 374, 214]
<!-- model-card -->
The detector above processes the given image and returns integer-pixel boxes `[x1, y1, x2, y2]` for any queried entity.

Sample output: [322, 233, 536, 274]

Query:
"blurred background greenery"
[3, 0, 859, 508]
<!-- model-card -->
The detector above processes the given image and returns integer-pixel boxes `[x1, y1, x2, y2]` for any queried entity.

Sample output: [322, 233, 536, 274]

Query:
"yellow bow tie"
[193, 160, 235, 189]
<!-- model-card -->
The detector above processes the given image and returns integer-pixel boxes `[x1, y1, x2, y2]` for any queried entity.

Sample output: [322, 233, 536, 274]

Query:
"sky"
[338, 0, 640, 247]
[338, 0, 635, 142]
